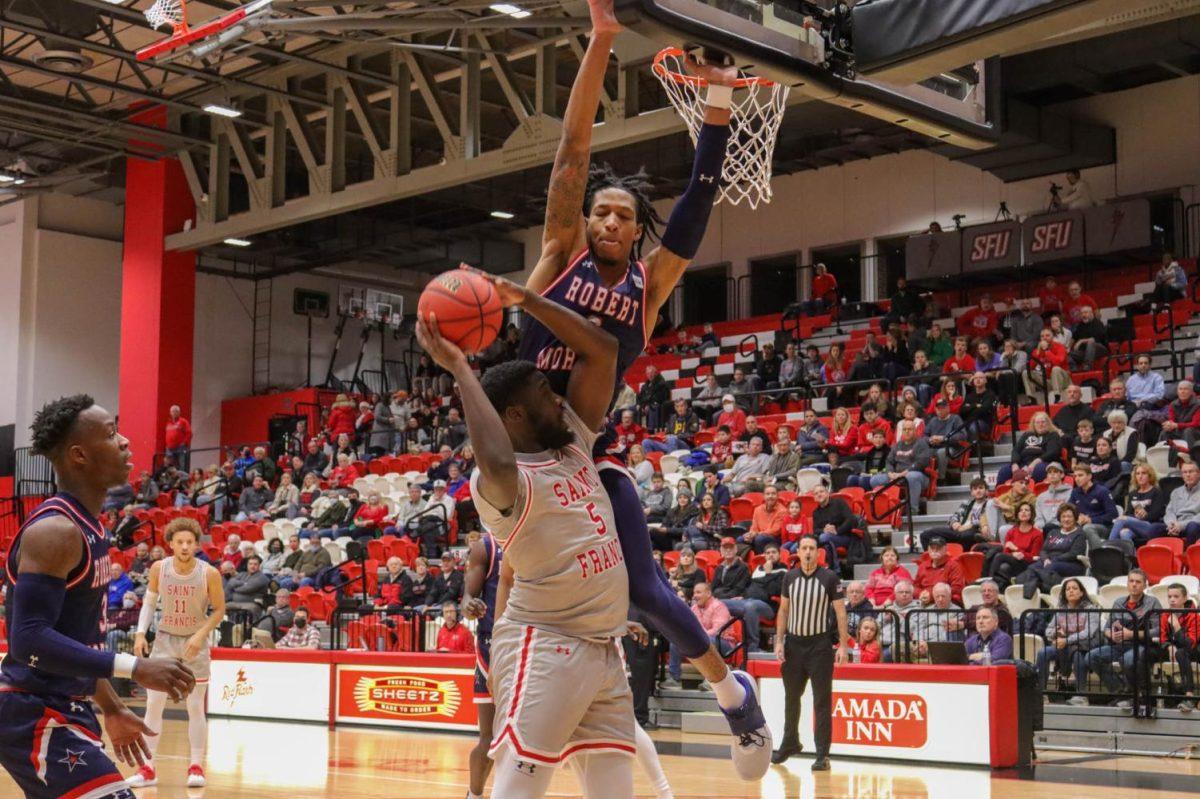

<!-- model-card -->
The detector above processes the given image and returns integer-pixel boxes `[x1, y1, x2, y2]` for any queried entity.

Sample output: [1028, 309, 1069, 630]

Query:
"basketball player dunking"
[0, 395, 194, 799]
[127, 518, 225, 789]
[417, 269, 635, 798]
[460, 532, 502, 798]
[519, 0, 770, 776]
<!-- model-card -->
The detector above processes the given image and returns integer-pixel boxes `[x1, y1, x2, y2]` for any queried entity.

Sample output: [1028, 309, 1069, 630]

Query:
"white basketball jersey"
[156, 558, 212, 636]
[471, 403, 629, 641]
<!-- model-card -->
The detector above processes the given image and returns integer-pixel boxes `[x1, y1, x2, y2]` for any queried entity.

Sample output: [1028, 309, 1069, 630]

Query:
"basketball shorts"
[474, 630, 492, 704]
[151, 631, 211, 683]
[488, 622, 635, 767]
[0, 688, 135, 799]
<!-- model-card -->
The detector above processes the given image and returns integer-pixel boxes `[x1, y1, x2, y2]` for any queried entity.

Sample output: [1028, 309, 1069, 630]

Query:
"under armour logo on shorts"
[554, 645, 572, 656]
[699, 174, 715, 183]
[516, 761, 538, 775]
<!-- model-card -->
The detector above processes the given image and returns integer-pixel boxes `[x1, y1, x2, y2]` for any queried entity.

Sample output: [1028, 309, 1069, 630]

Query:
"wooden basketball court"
[4, 716, 1196, 798]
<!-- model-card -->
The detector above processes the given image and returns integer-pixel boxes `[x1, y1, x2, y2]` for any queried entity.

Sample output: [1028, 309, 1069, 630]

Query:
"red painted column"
[118, 106, 196, 473]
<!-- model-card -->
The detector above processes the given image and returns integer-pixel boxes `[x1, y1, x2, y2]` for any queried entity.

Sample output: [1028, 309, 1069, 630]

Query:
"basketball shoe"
[187, 765, 207, 787]
[718, 670, 772, 780]
[125, 765, 157, 787]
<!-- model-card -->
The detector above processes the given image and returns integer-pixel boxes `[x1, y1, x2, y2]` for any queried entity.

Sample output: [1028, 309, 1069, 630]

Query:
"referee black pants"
[781, 633, 834, 758]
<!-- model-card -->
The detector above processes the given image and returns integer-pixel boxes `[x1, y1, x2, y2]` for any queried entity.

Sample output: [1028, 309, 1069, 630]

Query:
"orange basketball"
[417, 268, 503, 355]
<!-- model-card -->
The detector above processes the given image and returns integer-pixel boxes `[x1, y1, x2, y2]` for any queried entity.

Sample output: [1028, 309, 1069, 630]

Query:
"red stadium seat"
[1137, 545, 1178, 585]
[956, 551, 984, 584]
[729, 498, 755, 524]
[1187, 543, 1200, 576]
[662, 550, 681, 571]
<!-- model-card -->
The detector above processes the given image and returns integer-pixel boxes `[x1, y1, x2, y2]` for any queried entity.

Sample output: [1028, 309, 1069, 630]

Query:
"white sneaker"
[126, 765, 157, 787]
[718, 670, 773, 780]
[187, 765, 207, 787]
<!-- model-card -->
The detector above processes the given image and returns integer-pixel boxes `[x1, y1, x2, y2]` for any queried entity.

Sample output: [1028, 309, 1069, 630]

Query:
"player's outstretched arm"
[11, 517, 194, 699]
[417, 315, 519, 512]
[470, 256, 617, 431]
[461, 538, 488, 620]
[643, 55, 738, 317]
[528, 0, 622, 292]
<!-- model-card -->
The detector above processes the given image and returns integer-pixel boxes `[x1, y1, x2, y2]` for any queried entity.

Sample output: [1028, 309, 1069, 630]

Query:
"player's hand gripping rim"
[416, 313, 469, 373]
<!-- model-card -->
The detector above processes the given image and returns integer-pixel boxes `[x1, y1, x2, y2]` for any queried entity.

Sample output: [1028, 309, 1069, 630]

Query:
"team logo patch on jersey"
[516, 761, 538, 775]
[630, 271, 644, 289]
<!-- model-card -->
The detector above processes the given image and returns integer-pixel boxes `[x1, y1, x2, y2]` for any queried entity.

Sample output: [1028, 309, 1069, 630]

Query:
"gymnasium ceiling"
[0, 1, 1198, 281]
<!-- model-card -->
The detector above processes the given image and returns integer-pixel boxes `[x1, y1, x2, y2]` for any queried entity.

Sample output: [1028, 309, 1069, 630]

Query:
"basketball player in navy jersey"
[518, 0, 771, 777]
[460, 532, 501, 799]
[1, 395, 195, 799]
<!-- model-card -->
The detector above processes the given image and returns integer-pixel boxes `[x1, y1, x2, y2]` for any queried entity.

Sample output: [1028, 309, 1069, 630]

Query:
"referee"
[770, 535, 849, 771]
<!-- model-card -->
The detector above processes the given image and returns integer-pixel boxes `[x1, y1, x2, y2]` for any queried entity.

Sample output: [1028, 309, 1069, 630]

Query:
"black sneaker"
[770, 744, 803, 765]
[811, 757, 831, 771]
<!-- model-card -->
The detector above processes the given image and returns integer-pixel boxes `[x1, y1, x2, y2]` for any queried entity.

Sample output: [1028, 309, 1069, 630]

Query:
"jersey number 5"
[585, 502, 607, 536]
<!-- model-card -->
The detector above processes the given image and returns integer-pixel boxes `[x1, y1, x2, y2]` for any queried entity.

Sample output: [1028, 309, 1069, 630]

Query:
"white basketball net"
[144, 0, 186, 31]
[652, 48, 789, 209]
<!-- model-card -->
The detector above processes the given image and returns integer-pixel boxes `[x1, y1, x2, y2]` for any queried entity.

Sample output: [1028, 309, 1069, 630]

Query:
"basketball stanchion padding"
[652, 47, 789, 209]
[417, 269, 503, 355]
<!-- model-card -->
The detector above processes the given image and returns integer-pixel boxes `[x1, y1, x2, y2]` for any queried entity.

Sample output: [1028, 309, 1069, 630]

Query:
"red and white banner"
[749, 662, 1017, 767]
[335, 663, 477, 731]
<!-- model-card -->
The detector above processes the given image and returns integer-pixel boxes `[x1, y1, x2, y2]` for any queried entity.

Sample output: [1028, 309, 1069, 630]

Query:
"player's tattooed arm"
[529, 0, 620, 293]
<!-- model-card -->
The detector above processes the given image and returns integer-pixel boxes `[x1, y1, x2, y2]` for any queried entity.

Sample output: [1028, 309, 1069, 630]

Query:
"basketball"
[417, 268, 503, 354]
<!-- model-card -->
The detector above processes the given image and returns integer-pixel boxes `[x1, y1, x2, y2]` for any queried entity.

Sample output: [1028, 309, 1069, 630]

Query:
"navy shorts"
[0, 689, 134, 799]
[474, 632, 492, 704]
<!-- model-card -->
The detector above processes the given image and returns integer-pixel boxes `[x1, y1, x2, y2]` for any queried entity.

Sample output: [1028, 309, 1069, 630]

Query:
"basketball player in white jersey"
[127, 518, 224, 788]
[417, 263, 636, 798]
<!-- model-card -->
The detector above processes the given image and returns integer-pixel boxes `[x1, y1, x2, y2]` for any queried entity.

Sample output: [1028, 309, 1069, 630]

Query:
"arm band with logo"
[9, 572, 117, 679]
[137, 590, 158, 634]
[660, 122, 731, 260]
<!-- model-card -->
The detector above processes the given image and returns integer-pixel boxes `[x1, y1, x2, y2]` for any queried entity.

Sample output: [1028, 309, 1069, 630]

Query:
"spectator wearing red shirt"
[827, 407, 858, 464]
[1024, 328, 1072, 403]
[800, 262, 839, 316]
[1160, 584, 1200, 707]
[956, 295, 1001, 346]
[329, 453, 359, 489]
[351, 491, 390, 542]
[1062, 281, 1098, 326]
[716, 394, 748, 439]
[779, 499, 808, 550]
[913, 536, 966, 604]
[435, 603, 475, 653]
[1037, 277, 1065, 318]
[708, 426, 735, 467]
[327, 394, 357, 438]
[924, 381, 964, 416]
[164, 404, 192, 469]
[851, 617, 883, 663]
[376, 556, 407, 606]
[855, 406, 893, 453]
[613, 408, 648, 450]
[986, 500, 1043, 588]
[942, 336, 977, 375]
[865, 546, 913, 606]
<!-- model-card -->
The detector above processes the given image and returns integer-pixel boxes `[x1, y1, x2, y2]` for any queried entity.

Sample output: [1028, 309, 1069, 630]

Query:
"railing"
[0, 495, 22, 547]
[330, 606, 430, 652]
[14, 446, 53, 496]
[1017, 607, 1146, 716]
[1024, 359, 1054, 420]
[359, 369, 388, 397]
[868, 473, 917, 554]
[1149, 302, 1181, 383]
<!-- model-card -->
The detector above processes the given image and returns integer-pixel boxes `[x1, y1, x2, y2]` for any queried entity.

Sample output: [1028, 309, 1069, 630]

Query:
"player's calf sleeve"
[660, 123, 731, 259]
[599, 469, 710, 660]
[144, 689, 167, 759]
[187, 686, 207, 764]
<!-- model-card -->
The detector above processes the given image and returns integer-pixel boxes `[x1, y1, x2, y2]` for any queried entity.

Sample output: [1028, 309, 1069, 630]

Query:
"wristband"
[706, 84, 733, 109]
[113, 653, 137, 679]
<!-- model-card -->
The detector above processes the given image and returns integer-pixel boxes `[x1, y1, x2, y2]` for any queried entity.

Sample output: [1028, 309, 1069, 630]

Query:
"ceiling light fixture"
[203, 103, 243, 118]
[489, 4, 531, 19]
[224, 238, 252, 247]
[490, 210, 515, 219]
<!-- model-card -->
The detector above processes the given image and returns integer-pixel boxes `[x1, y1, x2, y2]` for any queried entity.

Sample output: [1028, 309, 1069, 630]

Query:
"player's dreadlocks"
[584, 163, 665, 261]
[31, 394, 94, 458]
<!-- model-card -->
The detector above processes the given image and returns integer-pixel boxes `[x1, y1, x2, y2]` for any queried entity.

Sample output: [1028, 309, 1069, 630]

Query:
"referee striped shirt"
[781, 566, 843, 637]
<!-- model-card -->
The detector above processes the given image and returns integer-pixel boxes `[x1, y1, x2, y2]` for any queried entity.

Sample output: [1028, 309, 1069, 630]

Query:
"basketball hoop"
[144, 0, 188, 33]
[651, 47, 789, 210]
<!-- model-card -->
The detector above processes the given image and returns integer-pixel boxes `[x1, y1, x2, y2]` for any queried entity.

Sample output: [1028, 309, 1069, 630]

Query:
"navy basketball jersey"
[2, 494, 112, 698]
[518, 248, 649, 396]
[477, 533, 502, 640]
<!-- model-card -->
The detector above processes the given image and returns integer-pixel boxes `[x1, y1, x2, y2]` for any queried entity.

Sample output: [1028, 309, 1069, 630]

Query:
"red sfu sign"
[832, 692, 928, 748]
[968, 230, 1012, 262]
[1030, 219, 1074, 253]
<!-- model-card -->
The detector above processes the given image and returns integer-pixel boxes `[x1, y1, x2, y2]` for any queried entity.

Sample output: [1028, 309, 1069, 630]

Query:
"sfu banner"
[1023, 209, 1085, 264]
[961, 221, 1021, 274]
[905, 230, 961, 281]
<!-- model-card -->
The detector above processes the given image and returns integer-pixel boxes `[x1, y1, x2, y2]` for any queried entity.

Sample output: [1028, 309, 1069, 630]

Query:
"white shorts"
[488, 622, 634, 767]
[151, 631, 211, 683]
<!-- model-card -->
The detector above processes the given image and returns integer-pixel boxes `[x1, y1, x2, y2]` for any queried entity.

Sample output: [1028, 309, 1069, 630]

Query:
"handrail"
[714, 615, 747, 670]
[737, 334, 760, 360]
[1024, 358, 1053, 420]
[867, 473, 916, 554]
[718, 376, 894, 416]
[1149, 302, 1180, 383]
[894, 366, 1021, 445]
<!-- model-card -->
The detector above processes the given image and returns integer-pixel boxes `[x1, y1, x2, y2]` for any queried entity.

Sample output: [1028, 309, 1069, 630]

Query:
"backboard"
[614, 0, 997, 150]
[337, 286, 367, 319]
[136, 0, 273, 63]
[363, 289, 405, 330]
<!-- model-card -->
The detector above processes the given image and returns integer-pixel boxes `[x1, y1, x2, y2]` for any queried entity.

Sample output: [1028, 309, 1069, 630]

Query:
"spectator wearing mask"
[716, 394, 748, 439]
[102, 591, 142, 654]
[277, 607, 321, 649]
